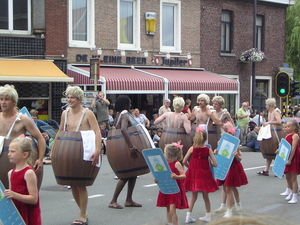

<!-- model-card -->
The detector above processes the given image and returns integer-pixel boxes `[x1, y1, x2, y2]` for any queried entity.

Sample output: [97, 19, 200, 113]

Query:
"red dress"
[284, 134, 300, 174]
[217, 158, 248, 187]
[184, 147, 219, 193]
[10, 166, 42, 225]
[156, 160, 189, 209]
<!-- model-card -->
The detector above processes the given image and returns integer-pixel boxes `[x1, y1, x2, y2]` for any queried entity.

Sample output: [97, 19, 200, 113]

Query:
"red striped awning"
[68, 66, 164, 91]
[138, 68, 238, 92]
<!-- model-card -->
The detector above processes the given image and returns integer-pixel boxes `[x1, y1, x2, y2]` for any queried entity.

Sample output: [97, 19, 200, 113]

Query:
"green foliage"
[286, 0, 300, 81]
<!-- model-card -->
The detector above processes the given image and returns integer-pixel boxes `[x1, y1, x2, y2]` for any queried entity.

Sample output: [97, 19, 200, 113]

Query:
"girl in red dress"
[183, 125, 219, 223]
[156, 143, 188, 225]
[4, 137, 41, 225]
[279, 119, 300, 204]
[215, 122, 248, 218]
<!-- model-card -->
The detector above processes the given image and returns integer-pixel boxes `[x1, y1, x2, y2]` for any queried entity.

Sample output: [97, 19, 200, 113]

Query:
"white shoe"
[223, 211, 232, 218]
[286, 193, 293, 201]
[234, 203, 242, 211]
[199, 216, 211, 222]
[215, 206, 226, 213]
[288, 198, 297, 204]
[280, 188, 291, 196]
[185, 217, 196, 223]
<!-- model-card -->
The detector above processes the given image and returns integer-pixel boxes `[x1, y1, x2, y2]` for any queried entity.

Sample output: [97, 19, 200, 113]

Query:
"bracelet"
[129, 146, 134, 150]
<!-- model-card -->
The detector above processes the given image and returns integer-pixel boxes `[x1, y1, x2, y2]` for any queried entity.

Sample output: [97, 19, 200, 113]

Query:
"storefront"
[0, 59, 74, 120]
[67, 64, 239, 118]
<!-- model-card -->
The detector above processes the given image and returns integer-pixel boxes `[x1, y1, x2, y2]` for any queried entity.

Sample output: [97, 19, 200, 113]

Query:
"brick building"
[0, 0, 294, 121]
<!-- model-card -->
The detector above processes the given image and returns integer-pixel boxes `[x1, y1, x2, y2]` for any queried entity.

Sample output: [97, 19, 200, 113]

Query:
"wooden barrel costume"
[159, 127, 192, 157]
[106, 125, 151, 179]
[0, 138, 43, 189]
[51, 131, 100, 187]
[259, 124, 284, 160]
[207, 124, 221, 151]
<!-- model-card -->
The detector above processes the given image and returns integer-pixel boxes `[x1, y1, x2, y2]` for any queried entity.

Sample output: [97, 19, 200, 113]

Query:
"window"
[221, 10, 232, 53]
[256, 15, 263, 50]
[69, 0, 95, 48]
[160, 0, 181, 53]
[0, 0, 31, 34]
[118, 0, 140, 50]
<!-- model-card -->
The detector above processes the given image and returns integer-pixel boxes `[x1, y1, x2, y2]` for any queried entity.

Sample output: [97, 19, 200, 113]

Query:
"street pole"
[252, 0, 257, 113]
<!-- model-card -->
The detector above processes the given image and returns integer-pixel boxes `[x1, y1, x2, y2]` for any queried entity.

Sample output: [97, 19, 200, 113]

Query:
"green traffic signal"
[280, 89, 285, 94]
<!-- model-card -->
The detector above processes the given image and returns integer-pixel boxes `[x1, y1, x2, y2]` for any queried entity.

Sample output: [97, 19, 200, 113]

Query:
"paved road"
[40, 152, 299, 225]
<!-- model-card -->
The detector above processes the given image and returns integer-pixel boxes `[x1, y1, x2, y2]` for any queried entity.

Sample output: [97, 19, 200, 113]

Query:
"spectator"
[133, 108, 150, 128]
[158, 99, 171, 129]
[91, 91, 110, 129]
[108, 108, 115, 128]
[236, 102, 250, 146]
[100, 122, 109, 154]
[246, 126, 260, 152]
[152, 129, 162, 148]
[252, 111, 266, 127]
[182, 99, 192, 115]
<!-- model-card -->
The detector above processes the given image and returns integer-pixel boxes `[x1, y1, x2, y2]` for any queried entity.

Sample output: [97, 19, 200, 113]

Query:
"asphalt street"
[40, 151, 300, 225]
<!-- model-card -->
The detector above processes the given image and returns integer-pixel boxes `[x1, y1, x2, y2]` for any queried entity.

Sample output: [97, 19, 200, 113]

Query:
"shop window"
[160, 0, 181, 53]
[0, 0, 31, 35]
[69, 0, 95, 48]
[118, 0, 140, 51]
[221, 10, 232, 53]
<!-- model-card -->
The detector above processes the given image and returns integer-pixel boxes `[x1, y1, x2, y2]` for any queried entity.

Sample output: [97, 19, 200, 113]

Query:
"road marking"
[143, 184, 157, 188]
[252, 204, 283, 213]
[70, 194, 105, 201]
[244, 166, 266, 171]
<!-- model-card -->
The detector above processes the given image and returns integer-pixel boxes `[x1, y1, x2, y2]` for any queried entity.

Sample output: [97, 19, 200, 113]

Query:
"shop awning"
[68, 66, 165, 93]
[137, 68, 238, 94]
[0, 59, 74, 82]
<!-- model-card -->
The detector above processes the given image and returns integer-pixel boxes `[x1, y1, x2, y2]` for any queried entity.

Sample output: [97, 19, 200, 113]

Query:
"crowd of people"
[1, 84, 300, 225]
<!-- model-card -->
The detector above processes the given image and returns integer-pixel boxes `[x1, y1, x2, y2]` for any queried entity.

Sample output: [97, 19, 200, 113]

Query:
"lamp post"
[252, 0, 257, 112]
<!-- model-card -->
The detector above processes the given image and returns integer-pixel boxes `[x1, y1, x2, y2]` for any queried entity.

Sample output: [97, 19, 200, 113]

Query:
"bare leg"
[109, 178, 129, 208]
[232, 187, 239, 203]
[265, 159, 272, 172]
[187, 191, 198, 212]
[224, 186, 234, 209]
[71, 186, 88, 222]
[169, 204, 178, 225]
[124, 177, 142, 206]
[202, 192, 211, 213]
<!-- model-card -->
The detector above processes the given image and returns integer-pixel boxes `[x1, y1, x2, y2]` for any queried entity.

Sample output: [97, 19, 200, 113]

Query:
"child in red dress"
[4, 137, 41, 225]
[215, 122, 248, 218]
[156, 143, 188, 225]
[183, 125, 219, 223]
[279, 119, 300, 204]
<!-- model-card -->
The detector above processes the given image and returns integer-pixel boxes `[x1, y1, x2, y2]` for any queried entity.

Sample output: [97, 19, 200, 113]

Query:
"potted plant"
[239, 48, 266, 63]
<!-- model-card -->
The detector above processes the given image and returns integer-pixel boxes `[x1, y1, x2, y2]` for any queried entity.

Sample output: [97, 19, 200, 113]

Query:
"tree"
[286, 0, 300, 81]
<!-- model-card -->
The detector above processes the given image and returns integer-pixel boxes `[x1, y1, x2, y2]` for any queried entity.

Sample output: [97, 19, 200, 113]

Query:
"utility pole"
[252, 0, 257, 112]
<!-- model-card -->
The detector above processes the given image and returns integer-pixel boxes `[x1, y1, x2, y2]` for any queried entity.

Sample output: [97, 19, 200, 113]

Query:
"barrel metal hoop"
[163, 130, 187, 135]
[57, 137, 83, 141]
[55, 175, 95, 181]
[114, 165, 149, 174]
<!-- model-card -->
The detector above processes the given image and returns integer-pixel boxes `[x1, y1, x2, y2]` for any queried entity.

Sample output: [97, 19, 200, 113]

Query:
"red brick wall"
[45, 0, 68, 57]
[200, 0, 287, 104]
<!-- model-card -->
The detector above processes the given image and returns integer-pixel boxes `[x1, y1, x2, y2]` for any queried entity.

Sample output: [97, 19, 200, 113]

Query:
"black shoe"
[255, 149, 260, 152]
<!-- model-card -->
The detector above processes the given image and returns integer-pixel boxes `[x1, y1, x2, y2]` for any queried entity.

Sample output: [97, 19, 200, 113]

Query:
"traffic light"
[290, 79, 300, 97]
[275, 72, 290, 98]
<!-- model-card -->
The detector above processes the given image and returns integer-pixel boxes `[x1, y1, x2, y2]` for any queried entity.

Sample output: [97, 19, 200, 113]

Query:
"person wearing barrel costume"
[107, 95, 146, 209]
[53, 86, 101, 225]
[211, 96, 234, 150]
[257, 97, 284, 176]
[0, 84, 46, 189]
[190, 94, 222, 148]
[154, 96, 191, 156]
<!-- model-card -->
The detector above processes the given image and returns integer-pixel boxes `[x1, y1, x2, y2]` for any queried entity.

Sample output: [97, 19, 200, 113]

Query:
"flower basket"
[239, 48, 265, 63]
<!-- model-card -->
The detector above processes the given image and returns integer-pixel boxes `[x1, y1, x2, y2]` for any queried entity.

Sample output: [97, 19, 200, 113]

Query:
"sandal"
[257, 170, 269, 176]
[71, 219, 87, 225]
